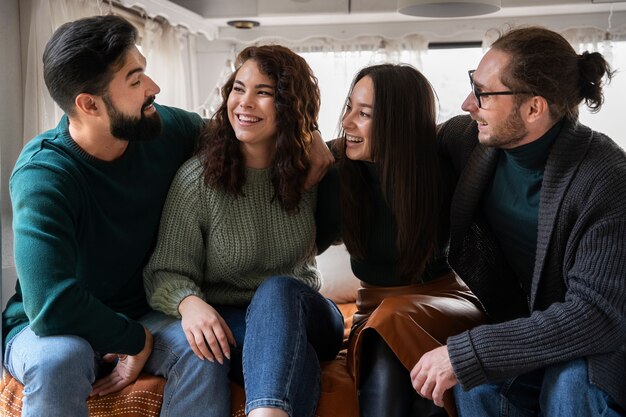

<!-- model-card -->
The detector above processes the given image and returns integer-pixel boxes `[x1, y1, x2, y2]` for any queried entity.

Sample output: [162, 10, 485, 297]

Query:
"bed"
[0, 245, 362, 416]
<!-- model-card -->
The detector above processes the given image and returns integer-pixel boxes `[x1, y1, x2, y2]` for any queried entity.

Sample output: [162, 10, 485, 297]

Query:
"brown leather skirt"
[348, 271, 486, 417]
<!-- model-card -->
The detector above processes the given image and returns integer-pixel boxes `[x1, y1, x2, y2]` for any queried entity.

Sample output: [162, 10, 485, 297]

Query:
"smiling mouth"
[237, 114, 261, 123]
[142, 96, 156, 110]
[346, 134, 363, 143]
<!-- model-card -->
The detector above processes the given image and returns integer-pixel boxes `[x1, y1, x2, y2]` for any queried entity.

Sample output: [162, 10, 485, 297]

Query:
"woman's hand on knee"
[179, 295, 236, 364]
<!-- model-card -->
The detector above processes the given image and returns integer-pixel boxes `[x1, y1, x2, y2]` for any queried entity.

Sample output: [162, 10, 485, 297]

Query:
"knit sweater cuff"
[150, 286, 204, 319]
[447, 330, 487, 390]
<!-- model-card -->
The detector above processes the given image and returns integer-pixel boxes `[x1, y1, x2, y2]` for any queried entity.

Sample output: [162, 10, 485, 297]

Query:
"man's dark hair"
[43, 15, 138, 115]
[492, 26, 614, 122]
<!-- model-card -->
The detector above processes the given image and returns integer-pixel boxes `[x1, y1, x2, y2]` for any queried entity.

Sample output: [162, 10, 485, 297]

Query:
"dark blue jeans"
[454, 359, 623, 417]
[216, 276, 344, 417]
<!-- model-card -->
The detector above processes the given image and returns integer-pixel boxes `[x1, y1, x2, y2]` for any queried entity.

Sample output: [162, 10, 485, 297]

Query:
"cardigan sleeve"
[437, 115, 478, 176]
[447, 135, 626, 390]
[449, 216, 626, 388]
[143, 159, 208, 318]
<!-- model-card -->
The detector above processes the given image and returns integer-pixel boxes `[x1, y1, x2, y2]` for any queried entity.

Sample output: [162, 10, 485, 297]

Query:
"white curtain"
[21, 0, 103, 144]
[20, 0, 200, 144]
[283, 34, 428, 79]
[142, 19, 199, 112]
[295, 35, 428, 138]
[562, 27, 626, 149]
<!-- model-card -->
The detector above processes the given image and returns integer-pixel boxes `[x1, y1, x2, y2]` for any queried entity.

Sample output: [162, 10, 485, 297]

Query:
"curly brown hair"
[198, 45, 320, 213]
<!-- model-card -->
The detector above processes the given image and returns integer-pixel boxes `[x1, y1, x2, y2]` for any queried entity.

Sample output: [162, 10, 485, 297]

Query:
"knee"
[359, 332, 417, 416]
[539, 359, 621, 416]
[37, 336, 93, 374]
[453, 382, 501, 412]
[152, 320, 226, 376]
[255, 276, 299, 297]
[165, 341, 231, 387]
[360, 332, 405, 382]
[251, 276, 304, 308]
[154, 320, 194, 357]
[544, 359, 586, 391]
[541, 358, 588, 401]
[23, 335, 94, 388]
[187, 357, 231, 381]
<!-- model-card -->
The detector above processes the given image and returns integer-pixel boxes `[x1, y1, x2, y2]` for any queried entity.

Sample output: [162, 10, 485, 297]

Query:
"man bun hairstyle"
[492, 26, 614, 122]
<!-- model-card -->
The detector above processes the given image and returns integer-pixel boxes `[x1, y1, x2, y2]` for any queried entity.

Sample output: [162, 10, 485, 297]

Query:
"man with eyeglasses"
[410, 26, 625, 416]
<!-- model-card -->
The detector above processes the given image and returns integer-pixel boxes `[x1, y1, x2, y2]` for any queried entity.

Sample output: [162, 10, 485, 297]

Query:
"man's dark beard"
[102, 94, 162, 142]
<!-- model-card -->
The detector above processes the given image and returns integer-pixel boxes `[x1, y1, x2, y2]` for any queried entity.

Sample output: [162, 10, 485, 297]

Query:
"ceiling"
[167, 0, 626, 27]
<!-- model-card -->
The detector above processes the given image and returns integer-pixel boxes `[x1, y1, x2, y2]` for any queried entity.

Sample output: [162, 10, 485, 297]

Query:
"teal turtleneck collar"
[482, 119, 563, 296]
[503, 119, 562, 171]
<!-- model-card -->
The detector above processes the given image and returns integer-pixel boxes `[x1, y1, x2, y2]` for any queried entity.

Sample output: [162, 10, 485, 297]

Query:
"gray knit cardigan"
[440, 115, 626, 410]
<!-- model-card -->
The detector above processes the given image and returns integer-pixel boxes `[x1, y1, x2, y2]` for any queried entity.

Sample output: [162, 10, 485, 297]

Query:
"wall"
[0, 0, 23, 309]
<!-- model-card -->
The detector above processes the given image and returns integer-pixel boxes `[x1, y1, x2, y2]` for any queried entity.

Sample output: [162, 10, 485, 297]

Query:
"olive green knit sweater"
[144, 156, 320, 316]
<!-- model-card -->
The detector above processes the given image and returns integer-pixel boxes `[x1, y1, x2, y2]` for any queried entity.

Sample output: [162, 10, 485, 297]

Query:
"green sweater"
[143, 157, 320, 316]
[2, 104, 203, 354]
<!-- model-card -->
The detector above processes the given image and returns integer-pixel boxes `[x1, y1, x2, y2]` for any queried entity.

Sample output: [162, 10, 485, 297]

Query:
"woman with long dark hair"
[145, 45, 344, 417]
[316, 64, 485, 417]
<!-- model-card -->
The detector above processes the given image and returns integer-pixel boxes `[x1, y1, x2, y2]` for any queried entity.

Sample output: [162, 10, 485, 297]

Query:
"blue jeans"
[454, 359, 623, 417]
[3, 310, 230, 417]
[217, 276, 344, 417]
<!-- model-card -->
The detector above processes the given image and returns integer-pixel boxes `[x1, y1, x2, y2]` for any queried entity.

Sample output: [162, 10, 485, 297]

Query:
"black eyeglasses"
[468, 70, 532, 109]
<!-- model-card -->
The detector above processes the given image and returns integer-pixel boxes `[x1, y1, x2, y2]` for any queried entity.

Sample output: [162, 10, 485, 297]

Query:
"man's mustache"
[142, 96, 156, 110]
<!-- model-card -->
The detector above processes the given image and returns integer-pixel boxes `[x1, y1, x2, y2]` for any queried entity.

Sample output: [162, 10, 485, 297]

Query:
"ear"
[74, 93, 102, 116]
[523, 95, 550, 124]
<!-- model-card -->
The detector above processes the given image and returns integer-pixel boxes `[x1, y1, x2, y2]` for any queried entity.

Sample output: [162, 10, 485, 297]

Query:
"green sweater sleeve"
[144, 159, 207, 318]
[11, 164, 145, 354]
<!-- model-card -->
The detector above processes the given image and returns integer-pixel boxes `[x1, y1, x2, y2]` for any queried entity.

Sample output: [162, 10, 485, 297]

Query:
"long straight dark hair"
[336, 64, 440, 281]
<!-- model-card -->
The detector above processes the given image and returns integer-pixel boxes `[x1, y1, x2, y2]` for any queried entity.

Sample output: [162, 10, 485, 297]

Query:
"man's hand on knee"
[90, 327, 154, 397]
[410, 345, 458, 407]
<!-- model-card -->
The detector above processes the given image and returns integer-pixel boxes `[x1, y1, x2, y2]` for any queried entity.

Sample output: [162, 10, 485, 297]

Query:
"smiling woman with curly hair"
[201, 45, 321, 212]
[144, 45, 344, 417]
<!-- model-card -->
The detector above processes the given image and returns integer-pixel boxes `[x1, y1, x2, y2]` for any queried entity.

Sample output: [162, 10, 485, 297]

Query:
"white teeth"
[477, 120, 488, 126]
[346, 135, 363, 143]
[238, 115, 260, 123]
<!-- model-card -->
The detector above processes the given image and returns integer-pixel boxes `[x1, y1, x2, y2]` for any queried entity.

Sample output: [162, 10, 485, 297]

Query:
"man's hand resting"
[410, 345, 458, 407]
[91, 326, 153, 397]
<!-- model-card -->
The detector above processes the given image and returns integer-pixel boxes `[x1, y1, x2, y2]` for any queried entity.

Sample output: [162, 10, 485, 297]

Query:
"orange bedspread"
[0, 303, 358, 417]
